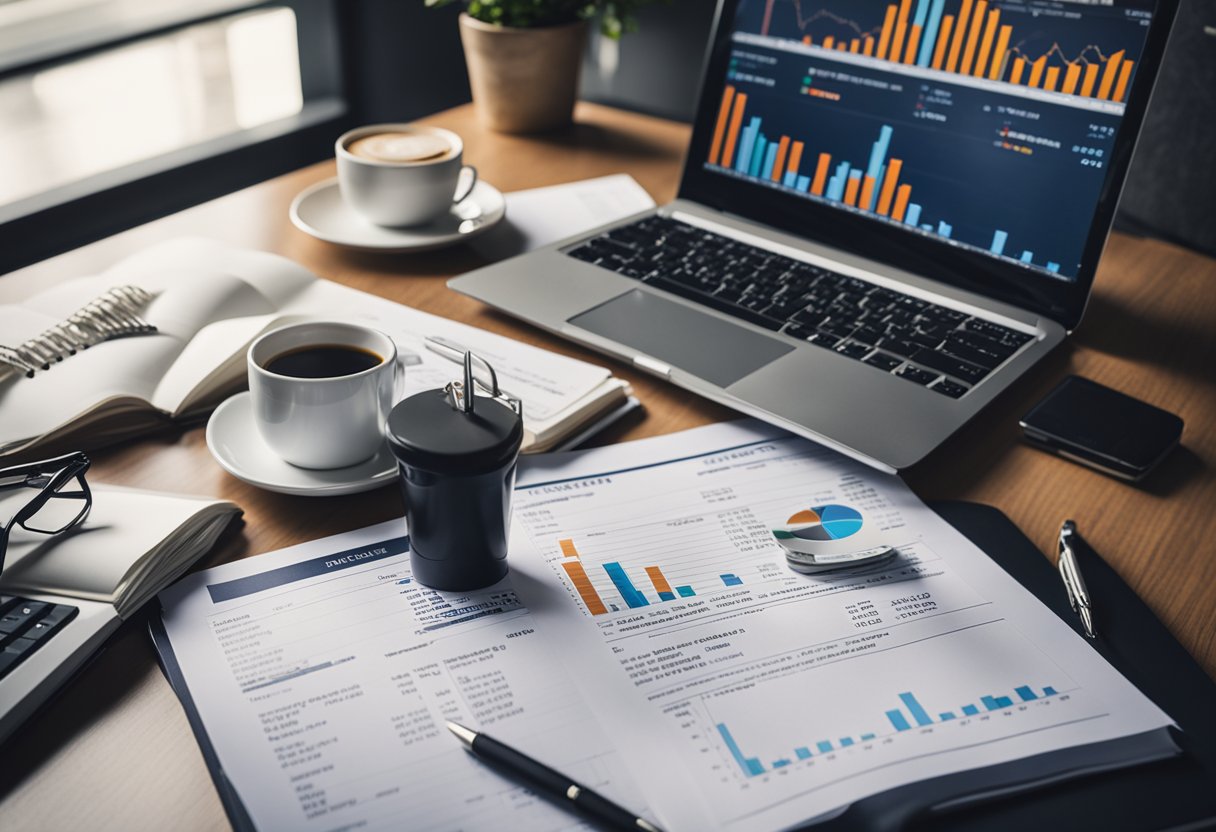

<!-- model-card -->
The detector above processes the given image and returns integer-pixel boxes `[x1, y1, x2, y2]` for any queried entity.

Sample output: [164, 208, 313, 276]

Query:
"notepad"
[0, 238, 631, 458]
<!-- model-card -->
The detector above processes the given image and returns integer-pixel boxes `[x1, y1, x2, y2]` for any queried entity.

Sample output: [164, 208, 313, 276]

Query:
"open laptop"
[451, 0, 1179, 471]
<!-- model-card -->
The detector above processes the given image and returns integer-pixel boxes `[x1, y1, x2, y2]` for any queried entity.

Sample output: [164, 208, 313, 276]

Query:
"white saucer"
[205, 392, 399, 496]
[289, 176, 505, 252]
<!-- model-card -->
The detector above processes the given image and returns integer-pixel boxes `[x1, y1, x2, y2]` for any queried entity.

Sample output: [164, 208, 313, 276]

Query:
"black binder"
[150, 502, 1216, 831]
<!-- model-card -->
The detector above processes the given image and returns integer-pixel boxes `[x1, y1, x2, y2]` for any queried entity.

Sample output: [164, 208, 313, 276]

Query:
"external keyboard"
[0, 595, 78, 678]
[566, 216, 1035, 398]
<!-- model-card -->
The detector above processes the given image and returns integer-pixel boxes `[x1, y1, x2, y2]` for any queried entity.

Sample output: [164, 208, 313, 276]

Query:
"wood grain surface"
[1, 101, 1212, 832]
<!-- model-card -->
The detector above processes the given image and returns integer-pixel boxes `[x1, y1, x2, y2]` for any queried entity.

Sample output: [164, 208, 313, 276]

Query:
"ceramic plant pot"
[459, 14, 588, 134]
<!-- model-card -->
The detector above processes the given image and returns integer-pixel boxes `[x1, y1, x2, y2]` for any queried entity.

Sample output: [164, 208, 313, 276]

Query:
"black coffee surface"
[265, 344, 382, 379]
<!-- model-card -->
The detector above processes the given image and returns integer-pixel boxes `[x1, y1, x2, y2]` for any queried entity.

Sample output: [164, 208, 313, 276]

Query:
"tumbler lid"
[386, 389, 524, 475]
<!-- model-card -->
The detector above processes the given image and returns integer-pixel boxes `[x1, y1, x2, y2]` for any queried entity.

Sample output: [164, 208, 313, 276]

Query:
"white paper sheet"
[507, 420, 1173, 830]
[471, 174, 656, 262]
[158, 521, 650, 831]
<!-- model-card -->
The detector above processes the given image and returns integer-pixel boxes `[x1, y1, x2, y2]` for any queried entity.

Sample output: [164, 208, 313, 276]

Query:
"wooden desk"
[2, 102, 1214, 831]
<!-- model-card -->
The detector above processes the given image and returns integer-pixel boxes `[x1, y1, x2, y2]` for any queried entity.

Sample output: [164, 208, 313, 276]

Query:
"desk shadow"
[334, 245, 491, 279]
[1075, 295, 1216, 384]
[525, 121, 682, 162]
[1135, 445, 1203, 498]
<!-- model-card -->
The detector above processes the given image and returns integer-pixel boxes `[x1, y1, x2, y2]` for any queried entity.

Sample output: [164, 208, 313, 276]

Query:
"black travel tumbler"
[385, 355, 524, 591]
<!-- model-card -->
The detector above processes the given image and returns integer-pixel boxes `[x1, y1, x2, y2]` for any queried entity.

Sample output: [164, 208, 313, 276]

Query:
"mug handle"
[453, 165, 478, 204]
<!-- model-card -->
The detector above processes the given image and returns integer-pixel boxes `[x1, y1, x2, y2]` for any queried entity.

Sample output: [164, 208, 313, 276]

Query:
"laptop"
[451, 0, 1179, 471]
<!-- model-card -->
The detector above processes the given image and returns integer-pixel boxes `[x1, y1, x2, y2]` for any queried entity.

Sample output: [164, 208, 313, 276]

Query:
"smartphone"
[1019, 376, 1183, 481]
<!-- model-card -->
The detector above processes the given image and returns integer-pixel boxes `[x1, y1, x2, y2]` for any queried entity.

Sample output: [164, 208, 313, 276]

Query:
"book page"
[506, 421, 1173, 830]
[157, 520, 653, 830]
[0, 484, 233, 604]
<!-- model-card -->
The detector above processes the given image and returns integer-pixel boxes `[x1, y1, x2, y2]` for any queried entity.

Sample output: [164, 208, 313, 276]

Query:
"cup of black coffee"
[248, 322, 399, 469]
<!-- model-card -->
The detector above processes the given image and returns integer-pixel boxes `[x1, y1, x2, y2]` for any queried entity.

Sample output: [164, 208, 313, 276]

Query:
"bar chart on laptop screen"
[511, 435, 1147, 823]
[706, 0, 1155, 280]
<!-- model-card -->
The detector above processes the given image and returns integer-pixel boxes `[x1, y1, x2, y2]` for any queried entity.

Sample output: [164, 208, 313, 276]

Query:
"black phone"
[1019, 376, 1183, 481]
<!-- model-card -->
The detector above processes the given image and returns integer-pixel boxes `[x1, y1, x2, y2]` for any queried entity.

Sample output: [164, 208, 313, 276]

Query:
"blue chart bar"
[750, 135, 769, 178]
[720, 573, 744, 587]
[861, 733, 876, 741]
[658, 591, 675, 602]
[1044, 686, 1059, 696]
[865, 125, 894, 209]
[1046, 262, 1061, 273]
[817, 740, 833, 753]
[773, 758, 791, 768]
[796, 175, 811, 192]
[905, 203, 922, 226]
[783, 171, 797, 187]
[1015, 686, 1038, 702]
[603, 562, 649, 609]
[996, 696, 1013, 708]
[938, 220, 953, 238]
[940, 712, 956, 721]
[899, 692, 933, 727]
[762, 142, 779, 180]
[840, 737, 855, 747]
[795, 747, 812, 760]
[917, 0, 948, 67]
[827, 162, 850, 200]
[676, 585, 696, 598]
[736, 117, 761, 174]
[718, 723, 765, 777]
[1020, 250, 1034, 263]
[981, 696, 1000, 710]
[887, 709, 912, 731]
[991, 229, 1008, 256]
[962, 704, 980, 716]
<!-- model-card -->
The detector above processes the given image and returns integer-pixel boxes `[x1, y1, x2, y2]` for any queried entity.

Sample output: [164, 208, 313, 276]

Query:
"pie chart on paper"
[773, 504, 865, 543]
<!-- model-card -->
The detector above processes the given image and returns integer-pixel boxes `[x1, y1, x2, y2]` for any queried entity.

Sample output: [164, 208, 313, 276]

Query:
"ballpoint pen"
[446, 721, 664, 832]
[1058, 519, 1096, 639]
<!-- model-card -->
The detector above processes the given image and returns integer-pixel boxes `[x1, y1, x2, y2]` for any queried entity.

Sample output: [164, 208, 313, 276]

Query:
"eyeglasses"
[0, 452, 92, 576]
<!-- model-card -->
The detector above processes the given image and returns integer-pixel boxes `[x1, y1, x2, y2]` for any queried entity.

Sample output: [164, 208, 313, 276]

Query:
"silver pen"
[1058, 519, 1096, 638]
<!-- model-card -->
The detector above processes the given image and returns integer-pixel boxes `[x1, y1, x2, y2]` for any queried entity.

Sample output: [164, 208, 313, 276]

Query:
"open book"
[0, 483, 239, 743]
[0, 484, 240, 619]
[0, 239, 631, 458]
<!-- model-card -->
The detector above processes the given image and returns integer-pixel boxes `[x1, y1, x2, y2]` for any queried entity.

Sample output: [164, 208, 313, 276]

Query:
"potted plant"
[427, 0, 653, 133]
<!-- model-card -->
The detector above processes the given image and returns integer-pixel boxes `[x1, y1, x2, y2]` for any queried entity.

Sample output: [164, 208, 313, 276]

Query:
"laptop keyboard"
[565, 216, 1035, 398]
[0, 595, 78, 678]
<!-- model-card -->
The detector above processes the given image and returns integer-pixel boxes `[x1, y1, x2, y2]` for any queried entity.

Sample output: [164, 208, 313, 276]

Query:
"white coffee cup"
[336, 124, 478, 227]
[248, 322, 399, 470]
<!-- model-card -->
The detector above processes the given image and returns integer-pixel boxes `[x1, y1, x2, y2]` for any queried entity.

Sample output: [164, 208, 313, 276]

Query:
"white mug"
[336, 124, 478, 227]
[248, 322, 399, 470]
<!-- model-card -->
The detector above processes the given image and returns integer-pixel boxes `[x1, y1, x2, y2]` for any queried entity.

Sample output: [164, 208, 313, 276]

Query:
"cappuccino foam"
[346, 132, 454, 163]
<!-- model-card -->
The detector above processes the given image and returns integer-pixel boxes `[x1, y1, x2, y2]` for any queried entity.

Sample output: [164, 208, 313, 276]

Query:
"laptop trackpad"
[568, 289, 793, 388]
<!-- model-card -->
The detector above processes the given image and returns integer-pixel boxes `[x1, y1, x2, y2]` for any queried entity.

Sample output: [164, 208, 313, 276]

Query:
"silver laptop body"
[451, 0, 1177, 472]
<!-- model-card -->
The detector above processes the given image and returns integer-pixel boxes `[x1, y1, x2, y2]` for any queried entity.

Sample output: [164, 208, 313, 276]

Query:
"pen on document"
[446, 721, 664, 832]
[1058, 519, 1096, 639]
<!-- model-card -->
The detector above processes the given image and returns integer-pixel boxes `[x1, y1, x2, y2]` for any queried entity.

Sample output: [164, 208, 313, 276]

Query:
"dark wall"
[1115, 0, 1216, 257]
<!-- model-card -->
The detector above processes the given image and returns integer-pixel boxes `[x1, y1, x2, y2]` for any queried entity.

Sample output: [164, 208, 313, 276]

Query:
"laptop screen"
[700, 0, 1158, 283]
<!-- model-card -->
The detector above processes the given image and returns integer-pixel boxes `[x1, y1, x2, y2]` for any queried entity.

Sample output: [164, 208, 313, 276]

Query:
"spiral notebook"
[0, 238, 631, 459]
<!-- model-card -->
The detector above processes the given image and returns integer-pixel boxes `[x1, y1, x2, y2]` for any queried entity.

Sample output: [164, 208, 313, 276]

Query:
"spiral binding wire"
[0, 285, 158, 378]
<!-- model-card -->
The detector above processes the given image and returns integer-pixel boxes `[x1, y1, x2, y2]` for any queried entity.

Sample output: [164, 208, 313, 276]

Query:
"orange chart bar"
[1043, 65, 1060, 92]
[1080, 62, 1100, 97]
[561, 560, 608, 615]
[645, 566, 675, 598]
[1027, 55, 1047, 88]
[959, 0, 987, 76]
[1009, 57, 1026, 85]
[892, 184, 913, 222]
[771, 136, 791, 182]
[973, 9, 999, 78]
[1061, 62, 1082, 95]
[720, 92, 747, 168]
[877, 4, 897, 60]
[876, 158, 903, 216]
[559, 538, 580, 558]
[946, 0, 972, 73]
[1113, 60, 1134, 102]
[931, 16, 953, 69]
[707, 86, 736, 167]
[1098, 50, 1125, 99]
[890, 0, 912, 65]
[811, 152, 831, 195]
[787, 140, 805, 178]
[988, 24, 1011, 80]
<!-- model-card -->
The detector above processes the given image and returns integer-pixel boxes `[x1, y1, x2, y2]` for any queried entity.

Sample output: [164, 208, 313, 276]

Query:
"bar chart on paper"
[512, 429, 1171, 829]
